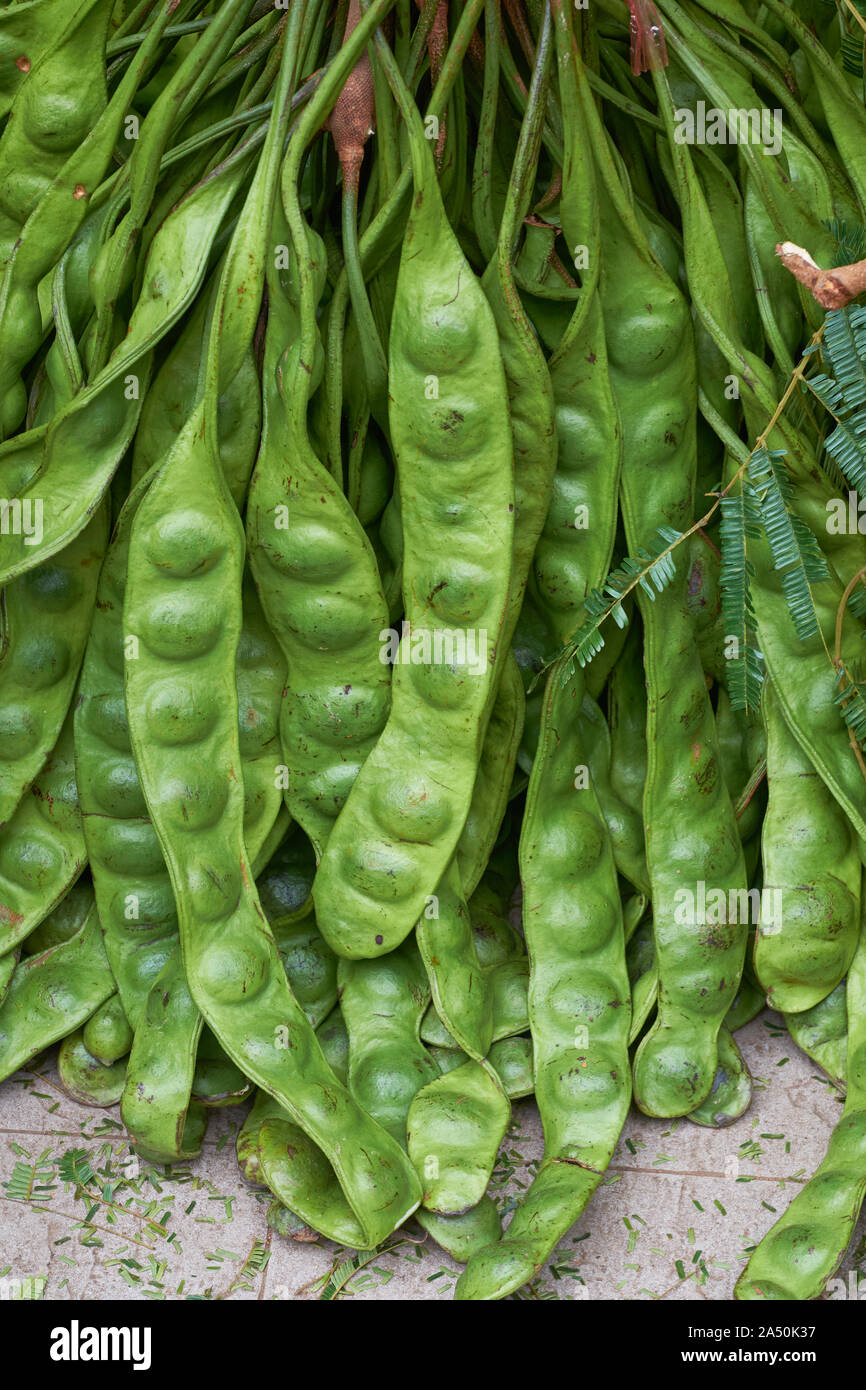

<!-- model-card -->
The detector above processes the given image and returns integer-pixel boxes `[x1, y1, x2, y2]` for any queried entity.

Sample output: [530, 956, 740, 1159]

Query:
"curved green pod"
[75, 468, 182, 1034]
[0, 711, 86, 957]
[407, 1060, 509, 1216]
[629, 963, 659, 1047]
[257, 828, 316, 928]
[312, 56, 514, 959]
[427, 1034, 534, 1101]
[737, 890, 866, 1300]
[0, 506, 106, 830]
[126, 395, 420, 1241]
[0, 151, 244, 588]
[79, 464, 283, 1166]
[0, 1, 192, 437]
[22, 875, 91, 955]
[420, 955, 530, 1048]
[725, 979, 765, 1033]
[0, 0, 114, 434]
[416, 860, 493, 1063]
[273, 913, 338, 1030]
[0, 0, 72, 122]
[456, 659, 631, 1301]
[786, 983, 847, 1093]
[83, 993, 132, 1066]
[316, 1006, 349, 1087]
[339, 940, 439, 1145]
[607, 623, 648, 827]
[192, 1027, 254, 1108]
[120, 945, 207, 1163]
[257, 1107, 372, 1249]
[588, 43, 749, 1118]
[755, 681, 860, 1014]
[58, 1029, 127, 1107]
[415, 1199, 503, 1264]
[0, 900, 114, 1080]
[580, 690, 650, 898]
[245, 204, 391, 860]
[687, 1026, 753, 1128]
[488, 1036, 534, 1100]
[235, 573, 286, 865]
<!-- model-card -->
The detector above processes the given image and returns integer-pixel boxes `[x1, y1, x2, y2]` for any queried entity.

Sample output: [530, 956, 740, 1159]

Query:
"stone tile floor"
[0, 1010, 858, 1301]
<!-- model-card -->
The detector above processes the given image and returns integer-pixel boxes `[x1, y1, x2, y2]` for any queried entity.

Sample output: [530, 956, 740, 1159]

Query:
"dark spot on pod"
[375, 935, 383, 945]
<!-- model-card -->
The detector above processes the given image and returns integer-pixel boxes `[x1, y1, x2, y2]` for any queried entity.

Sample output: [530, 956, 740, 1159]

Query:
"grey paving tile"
[0, 1010, 858, 1301]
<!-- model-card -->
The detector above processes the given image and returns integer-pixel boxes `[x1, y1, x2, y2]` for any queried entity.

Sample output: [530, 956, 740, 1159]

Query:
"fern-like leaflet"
[807, 306, 866, 495]
[747, 445, 830, 639]
[558, 526, 682, 683]
[719, 480, 763, 711]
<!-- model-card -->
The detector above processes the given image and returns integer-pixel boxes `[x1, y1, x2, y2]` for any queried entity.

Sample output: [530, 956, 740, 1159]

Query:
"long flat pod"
[737, 881, 866, 1299]
[650, 59, 866, 847]
[124, 393, 420, 1245]
[246, 15, 393, 859]
[338, 938, 439, 1144]
[456, 664, 631, 1300]
[0, 0, 192, 429]
[313, 40, 514, 959]
[755, 680, 860, 1012]
[577, 45, 748, 1118]
[0, 711, 86, 958]
[0, 504, 107, 827]
[0, 154, 247, 585]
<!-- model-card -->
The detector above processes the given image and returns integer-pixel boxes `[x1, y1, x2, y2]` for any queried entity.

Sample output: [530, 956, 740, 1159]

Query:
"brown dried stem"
[776, 241, 866, 310]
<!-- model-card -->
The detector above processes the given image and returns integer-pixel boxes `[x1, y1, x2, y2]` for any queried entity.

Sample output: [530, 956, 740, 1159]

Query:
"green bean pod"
[585, 47, 748, 1118]
[737, 886, 866, 1300]
[407, 1060, 509, 1216]
[22, 873, 90, 955]
[416, 861, 494, 1062]
[124, 390, 420, 1245]
[414, 1199, 503, 1264]
[580, 690, 650, 897]
[0, 0, 113, 434]
[755, 681, 861, 1013]
[313, 75, 514, 958]
[0, 505, 106, 827]
[0, 1, 188, 434]
[456, 664, 631, 1300]
[58, 1029, 127, 1107]
[686, 1025, 753, 1128]
[0, 0, 65, 122]
[83, 993, 132, 1066]
[786, 983, 847, 1093]
[246, 209, 391, 859]
[0, 154, 246, 586]
[0, 710, 85, 957]
[338, 939, 439, 1143]
[0, 898, 114, 1081]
